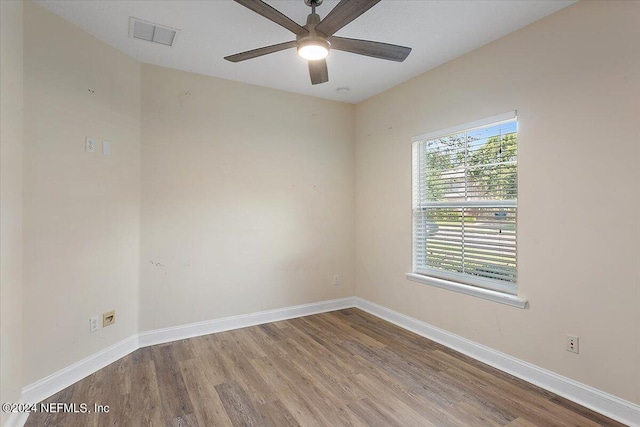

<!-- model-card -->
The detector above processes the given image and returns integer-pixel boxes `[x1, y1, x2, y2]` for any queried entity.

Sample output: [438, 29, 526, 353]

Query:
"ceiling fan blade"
[315, 0, 381, 37]
[309, 59, 329, 85]
[234, 0, 308, 36]
[330, 36, 411, 62]
[224, 41, 297, 62]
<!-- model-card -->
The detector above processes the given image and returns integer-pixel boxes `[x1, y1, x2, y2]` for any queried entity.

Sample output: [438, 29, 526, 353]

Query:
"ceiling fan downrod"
[304, 0, 323, 9]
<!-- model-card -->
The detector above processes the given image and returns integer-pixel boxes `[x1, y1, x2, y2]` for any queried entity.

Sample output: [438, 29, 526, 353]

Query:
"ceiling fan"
[224, 0, 412, 85]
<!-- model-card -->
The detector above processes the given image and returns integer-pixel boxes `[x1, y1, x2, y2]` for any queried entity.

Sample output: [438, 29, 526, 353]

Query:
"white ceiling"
[34, 0, 575, 104]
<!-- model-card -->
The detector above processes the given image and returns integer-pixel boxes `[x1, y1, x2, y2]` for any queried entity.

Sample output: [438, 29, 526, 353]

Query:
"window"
[411, 112, 518, 297]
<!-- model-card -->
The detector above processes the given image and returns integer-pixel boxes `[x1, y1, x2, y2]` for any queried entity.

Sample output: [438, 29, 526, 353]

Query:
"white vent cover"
[129, 17, 178, 46]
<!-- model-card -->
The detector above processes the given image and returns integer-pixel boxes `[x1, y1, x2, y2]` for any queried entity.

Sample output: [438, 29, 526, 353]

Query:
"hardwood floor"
[25, 309, 625, 426]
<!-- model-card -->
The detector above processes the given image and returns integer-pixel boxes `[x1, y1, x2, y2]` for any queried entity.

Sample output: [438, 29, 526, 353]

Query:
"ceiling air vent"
[129, 17, 178, 47]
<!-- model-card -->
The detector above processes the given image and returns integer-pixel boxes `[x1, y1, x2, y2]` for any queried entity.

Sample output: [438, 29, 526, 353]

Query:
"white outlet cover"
[566, 334, 579, 354]
[90, 315, 100, 333]
[85, 137, 96, 152]
[102, 140, 110, 156]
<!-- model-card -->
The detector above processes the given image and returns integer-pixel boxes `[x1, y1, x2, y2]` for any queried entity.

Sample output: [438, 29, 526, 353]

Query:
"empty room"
[1, 0, 639, 426]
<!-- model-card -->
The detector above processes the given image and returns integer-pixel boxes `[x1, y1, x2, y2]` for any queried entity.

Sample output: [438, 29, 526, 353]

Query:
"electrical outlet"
[85, 137, 96, 152]
[333, 275, 340, 286]
[103, 310, 115, 327]
[90, 315, 100, 333]
[566, 334, 579, 354]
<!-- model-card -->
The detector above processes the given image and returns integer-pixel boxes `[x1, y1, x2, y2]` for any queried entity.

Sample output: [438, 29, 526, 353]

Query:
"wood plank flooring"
[25, 309, 626, 426]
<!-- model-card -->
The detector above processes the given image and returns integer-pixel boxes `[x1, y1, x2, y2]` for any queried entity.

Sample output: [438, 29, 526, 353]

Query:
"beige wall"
[354, 0, 640, 404]
[22, 2, 141, 385]
[1, 1, 24, 423]
[10, 0, 639, 412]
[139, 65, 355, 330]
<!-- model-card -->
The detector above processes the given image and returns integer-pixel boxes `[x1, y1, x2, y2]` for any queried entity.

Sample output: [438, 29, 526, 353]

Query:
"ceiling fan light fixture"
[297, 39, 330, 61]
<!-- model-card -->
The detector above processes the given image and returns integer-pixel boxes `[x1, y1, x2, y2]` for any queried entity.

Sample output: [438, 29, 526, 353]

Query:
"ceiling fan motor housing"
[297, 12, 331, 58]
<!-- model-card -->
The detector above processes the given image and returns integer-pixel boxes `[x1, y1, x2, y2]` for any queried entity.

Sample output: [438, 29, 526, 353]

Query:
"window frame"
[409, 112, 527, 308]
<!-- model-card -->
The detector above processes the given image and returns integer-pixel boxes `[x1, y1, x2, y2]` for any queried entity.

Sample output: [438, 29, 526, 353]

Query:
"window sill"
[405, 273, 528, 309]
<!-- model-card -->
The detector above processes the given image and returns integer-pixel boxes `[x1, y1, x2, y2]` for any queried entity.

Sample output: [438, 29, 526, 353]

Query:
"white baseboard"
[21, 335, 139, 406]
[354, 297, 640, 427]
[12, 296, 639, 427]
[138, 297, 356, 347]
[4, 409, 29, 427]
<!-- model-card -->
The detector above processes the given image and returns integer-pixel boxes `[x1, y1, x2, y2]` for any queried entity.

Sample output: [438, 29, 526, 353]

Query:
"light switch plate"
[102, 140, 110, 156]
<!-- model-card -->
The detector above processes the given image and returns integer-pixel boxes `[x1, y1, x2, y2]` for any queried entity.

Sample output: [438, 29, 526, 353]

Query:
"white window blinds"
[412, 112, 518, 294]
